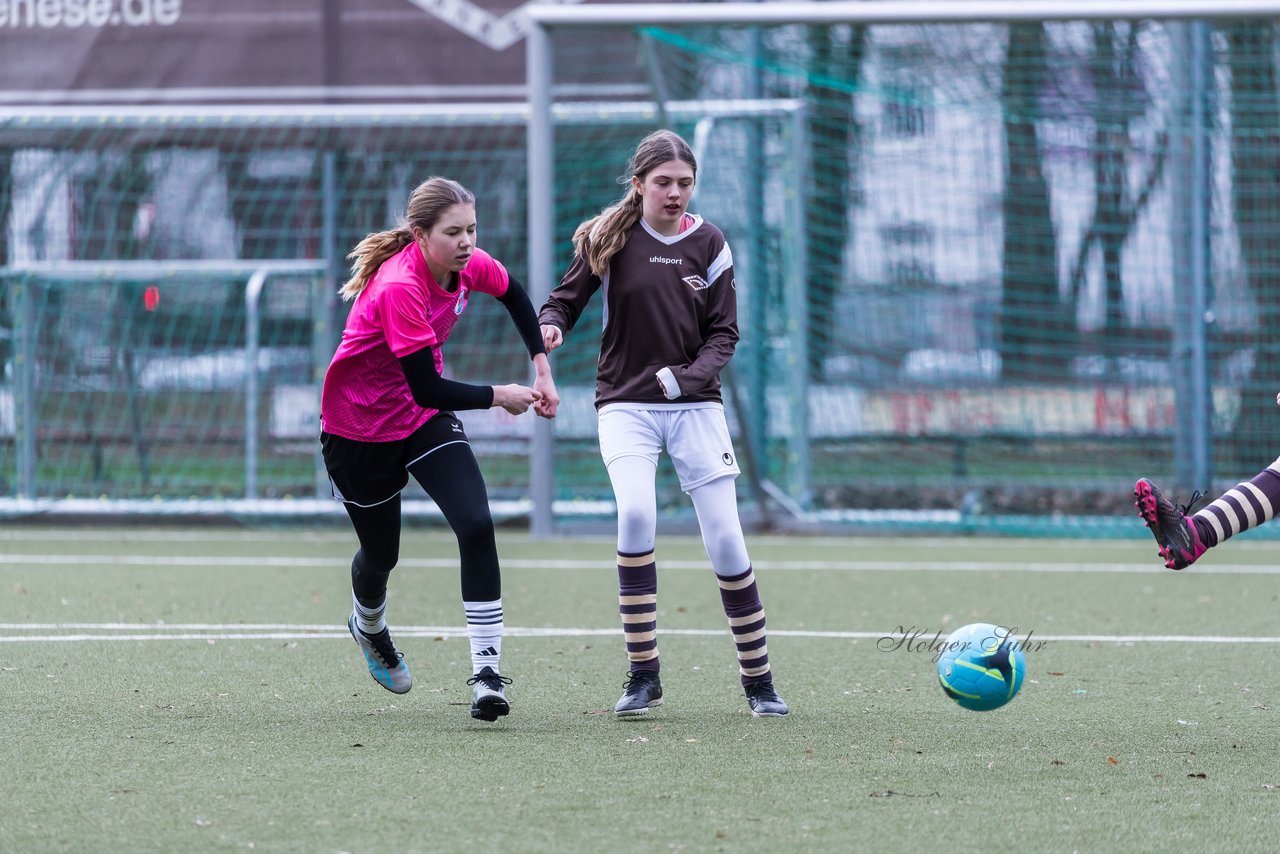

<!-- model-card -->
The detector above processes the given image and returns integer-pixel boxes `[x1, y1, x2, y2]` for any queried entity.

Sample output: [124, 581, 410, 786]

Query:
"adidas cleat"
[467, 666, 512, 721]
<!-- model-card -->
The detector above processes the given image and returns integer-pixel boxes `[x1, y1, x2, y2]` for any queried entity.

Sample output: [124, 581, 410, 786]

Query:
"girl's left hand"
[534, 373, 560, 419]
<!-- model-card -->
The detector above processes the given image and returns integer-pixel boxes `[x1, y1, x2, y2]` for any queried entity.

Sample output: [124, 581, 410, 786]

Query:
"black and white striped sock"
[464, 598, 503, 675]
[352, 591, 387, 636]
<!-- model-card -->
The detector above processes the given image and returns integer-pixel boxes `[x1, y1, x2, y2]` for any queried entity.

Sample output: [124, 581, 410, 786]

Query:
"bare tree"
[1066, 23, 1167, 368]
[1225, 21, 1280, 466]
[1000, 23, 1069, 381]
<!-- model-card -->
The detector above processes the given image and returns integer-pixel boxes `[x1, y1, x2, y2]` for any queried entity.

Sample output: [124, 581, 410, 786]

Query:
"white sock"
[464, 598, 503, 674]
[352, 592, 387, 635]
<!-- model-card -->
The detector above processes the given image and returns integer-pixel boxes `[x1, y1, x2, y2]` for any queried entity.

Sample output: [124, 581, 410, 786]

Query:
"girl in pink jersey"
[538, 130, 788, 718]
[321, 176, 559, 721]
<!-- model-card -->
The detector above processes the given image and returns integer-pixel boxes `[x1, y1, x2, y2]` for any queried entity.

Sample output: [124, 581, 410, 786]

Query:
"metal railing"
[1, 259, 329, 499]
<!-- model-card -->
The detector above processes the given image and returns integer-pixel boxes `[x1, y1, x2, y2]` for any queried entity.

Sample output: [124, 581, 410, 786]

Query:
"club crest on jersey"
[454, 286, 470, 315]
[682, 274, 710, 291]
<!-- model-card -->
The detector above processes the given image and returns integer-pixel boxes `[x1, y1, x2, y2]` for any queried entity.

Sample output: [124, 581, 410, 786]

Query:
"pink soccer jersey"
[321, 243, 508, 441]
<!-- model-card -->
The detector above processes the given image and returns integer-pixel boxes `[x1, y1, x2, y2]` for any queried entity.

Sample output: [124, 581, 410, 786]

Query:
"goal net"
[0, 106, 543, 517]
[4, 1, 1280, 536]
[526, 1, 1280, 535]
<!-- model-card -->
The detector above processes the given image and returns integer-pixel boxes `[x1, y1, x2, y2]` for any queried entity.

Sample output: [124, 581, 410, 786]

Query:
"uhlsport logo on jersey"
[682, 275, 710, 291]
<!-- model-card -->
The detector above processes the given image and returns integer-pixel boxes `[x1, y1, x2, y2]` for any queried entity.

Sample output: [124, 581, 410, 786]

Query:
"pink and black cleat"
[1134, 478, 1207, 570]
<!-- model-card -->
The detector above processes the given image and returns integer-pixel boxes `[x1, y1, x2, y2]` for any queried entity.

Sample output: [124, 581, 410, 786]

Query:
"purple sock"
[618, 551, 658, 673]
[717, 567, 771, 687]
[1194, 463, 1280, 547]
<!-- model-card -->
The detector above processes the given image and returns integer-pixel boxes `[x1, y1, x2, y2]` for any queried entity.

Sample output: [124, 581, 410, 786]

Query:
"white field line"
[1, 552, 1279, 573]
[0, 530, 362, 543]
[2, 529, 1278, 552]
[1, 624, 1279, 644]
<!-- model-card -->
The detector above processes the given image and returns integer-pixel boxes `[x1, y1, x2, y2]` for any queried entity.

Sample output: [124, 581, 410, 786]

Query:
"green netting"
[3, 13, 1280, 535]
[541, 17, 1280, 532]
[0, 120, 539, 504]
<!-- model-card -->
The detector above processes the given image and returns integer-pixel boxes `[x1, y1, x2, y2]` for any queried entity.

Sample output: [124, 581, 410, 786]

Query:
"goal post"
[527, 0, 1280, 26]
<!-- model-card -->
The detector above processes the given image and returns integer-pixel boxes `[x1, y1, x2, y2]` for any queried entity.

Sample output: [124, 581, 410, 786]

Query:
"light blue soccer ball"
[936, 622, 1026, 711]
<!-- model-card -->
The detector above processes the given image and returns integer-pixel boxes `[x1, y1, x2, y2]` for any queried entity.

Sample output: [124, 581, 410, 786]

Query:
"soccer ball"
[936, 622, 1026, 711]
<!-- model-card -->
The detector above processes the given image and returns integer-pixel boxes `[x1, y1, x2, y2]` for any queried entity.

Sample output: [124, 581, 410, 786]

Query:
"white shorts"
[598, 403, 741, 493]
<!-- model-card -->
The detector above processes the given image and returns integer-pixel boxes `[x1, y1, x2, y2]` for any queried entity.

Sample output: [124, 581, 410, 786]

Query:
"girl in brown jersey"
[538, 129, 788, 718]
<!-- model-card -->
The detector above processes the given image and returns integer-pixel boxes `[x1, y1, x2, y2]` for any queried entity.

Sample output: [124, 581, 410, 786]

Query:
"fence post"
[1171, 21, 1213, 490]
[318, 152, 339, 499]
[244, 269, 269, 499]
[13, 277, 38, 499]
[782, 106, 812, 506]
[527, 19, 556, 538]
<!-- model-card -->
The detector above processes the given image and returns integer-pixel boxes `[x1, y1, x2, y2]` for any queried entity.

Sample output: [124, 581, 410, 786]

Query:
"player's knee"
[354, 546, 398, 578]
[617, 505, 655, 536]
[453, 510, 496, 552]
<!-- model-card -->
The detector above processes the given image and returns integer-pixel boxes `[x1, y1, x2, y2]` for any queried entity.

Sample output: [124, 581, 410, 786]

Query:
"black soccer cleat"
[614, 669, 663, 717]
[744, 680, 790, 717]
[467, 666, 513, 722]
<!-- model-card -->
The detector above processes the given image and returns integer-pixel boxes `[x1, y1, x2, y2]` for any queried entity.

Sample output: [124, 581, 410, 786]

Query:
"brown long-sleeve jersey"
[538, 215, 738, 409]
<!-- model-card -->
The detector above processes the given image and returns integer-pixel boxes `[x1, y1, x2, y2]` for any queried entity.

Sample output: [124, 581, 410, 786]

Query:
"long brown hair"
[339, 176, 476, 300]
[572, 129, 697, 277]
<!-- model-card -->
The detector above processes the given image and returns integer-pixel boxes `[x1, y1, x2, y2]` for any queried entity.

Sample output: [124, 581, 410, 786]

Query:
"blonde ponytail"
[338, 176, 476, 301]
[339, 227, 413, 301]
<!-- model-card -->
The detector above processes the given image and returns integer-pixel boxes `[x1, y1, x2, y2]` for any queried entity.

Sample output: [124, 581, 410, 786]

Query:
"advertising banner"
[0, 0, 630, 103]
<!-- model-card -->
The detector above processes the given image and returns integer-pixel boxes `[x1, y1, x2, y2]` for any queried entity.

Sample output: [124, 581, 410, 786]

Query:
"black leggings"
[345, 440, 500, 604]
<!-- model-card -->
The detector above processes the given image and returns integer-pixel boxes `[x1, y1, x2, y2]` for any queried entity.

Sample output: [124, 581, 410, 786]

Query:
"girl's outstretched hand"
[540, 324, 563, 353]
[493, 384, 542, 416]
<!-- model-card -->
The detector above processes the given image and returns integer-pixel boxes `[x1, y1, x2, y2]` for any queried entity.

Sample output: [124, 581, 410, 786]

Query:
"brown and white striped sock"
[717, 567, 771, 686]
[618, 550, 659, 673]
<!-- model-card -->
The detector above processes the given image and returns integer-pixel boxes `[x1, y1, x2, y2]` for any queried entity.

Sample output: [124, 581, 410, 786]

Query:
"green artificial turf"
[2, 528, 1278, 852]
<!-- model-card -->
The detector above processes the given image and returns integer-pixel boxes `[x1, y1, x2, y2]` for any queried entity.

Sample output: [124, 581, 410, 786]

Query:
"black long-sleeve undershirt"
[497, 276, 546, 359]
[398, 347, 494, 411]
